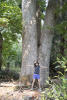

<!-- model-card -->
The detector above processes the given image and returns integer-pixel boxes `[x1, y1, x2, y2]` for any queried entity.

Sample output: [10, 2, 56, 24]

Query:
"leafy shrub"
[41, 57, 67, 100]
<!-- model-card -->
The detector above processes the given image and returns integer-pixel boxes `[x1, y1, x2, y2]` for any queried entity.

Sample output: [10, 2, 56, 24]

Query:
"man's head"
[34, 60, 39, 66]
[34, 60, 36, 66]
[36, 60, 39, 66]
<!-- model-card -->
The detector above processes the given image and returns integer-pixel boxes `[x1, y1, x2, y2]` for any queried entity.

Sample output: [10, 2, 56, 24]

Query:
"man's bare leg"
[38, 79, 41, 91]
[31, 79, 35, 89]
[38, 79, 40, 88]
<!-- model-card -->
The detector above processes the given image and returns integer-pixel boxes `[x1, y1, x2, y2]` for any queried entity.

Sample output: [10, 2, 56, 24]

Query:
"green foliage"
[42, 58, 67, 100]
[2, 41, 22, 69]
[54, 0, 67, 39]
[0, 0, 22, 44]
[0, 70, 19, 80]
[15, 0, 22, 6]
[0, 0, 22, 69]
[50, 1, 67, 73]
[0, 1, 22, 34]
[55, 1, 67, 17]
[0, 18, 9, 27]
[37, 0, 46, 20]
[56, 57, 67, 72]
[38, 0, 46, 11]
[55, 21, 67, 35]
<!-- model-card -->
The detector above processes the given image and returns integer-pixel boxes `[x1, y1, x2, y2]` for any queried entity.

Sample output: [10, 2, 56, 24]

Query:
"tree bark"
[20, 0, 37, 82]
[38, 0, 57, 86]
[0, 32, 3, 71]
[36, 1, 41, 58]
[20, 0, 58, 86]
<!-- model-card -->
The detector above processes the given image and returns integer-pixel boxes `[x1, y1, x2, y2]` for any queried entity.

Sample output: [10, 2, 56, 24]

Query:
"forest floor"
[0, 70, 43, 100]
[0, 70, 60, 100]
[0, 81, 41, 100]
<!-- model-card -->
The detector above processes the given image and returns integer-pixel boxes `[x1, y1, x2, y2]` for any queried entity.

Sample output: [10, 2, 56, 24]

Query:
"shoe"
[38, 88, 42, 92]
[30, 88, 34, 91]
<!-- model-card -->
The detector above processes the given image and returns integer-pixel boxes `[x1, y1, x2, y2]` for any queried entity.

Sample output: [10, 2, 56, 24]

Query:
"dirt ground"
[0, 81, 41, 100]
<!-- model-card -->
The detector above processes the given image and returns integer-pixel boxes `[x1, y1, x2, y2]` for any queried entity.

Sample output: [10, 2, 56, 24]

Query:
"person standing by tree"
[31, 60, 41, 91]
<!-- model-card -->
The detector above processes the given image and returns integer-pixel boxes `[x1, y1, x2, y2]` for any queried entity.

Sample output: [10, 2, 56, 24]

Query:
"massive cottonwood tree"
[21, 0, 58, 86]
[20, 0, 37, 82]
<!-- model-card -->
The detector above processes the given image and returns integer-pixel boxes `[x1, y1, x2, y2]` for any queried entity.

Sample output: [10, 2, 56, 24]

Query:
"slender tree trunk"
[20, 0, 37, 82]
[39, 0, 57, 86]
[0, 32, 3, 71]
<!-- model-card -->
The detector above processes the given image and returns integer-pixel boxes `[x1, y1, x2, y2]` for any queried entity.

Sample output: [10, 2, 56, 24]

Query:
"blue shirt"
[34, 65, 40, 74]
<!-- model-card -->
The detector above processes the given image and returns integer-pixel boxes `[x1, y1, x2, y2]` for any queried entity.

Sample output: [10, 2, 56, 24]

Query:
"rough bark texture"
[0, 33, 3, 71]
[36, 1, 41, 58]
[39, 0, 57, 86]
[21, 0, 58, 87]
[20, 0, 37, 82]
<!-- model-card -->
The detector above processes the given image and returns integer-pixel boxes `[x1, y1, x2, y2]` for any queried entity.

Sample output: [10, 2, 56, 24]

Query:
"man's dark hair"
[36, 60, 39, 65]
[34, 62, 36, 65]
[34, 60, 39, 67]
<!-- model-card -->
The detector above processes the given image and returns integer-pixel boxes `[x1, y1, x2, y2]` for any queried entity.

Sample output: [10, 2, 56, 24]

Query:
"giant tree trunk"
[0, 33, 3, 71]
[39, 0, 57, 86]
[20, 0, 37, 82]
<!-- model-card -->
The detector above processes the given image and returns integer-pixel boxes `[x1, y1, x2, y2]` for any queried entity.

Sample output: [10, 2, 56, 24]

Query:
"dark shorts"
[33, 74, 40, 79]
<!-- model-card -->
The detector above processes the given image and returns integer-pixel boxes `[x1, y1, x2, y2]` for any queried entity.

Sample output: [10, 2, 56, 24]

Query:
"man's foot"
[38, 88, 42, 92]
[30, 88, 34, 91]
